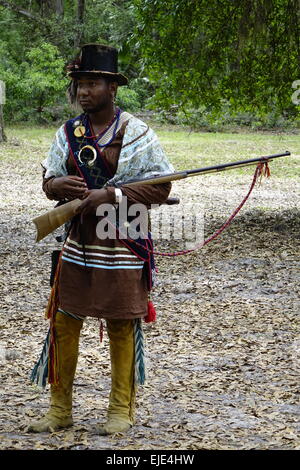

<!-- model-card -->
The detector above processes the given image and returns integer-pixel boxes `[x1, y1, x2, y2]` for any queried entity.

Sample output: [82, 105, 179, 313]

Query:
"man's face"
[76, 77, 116, 113]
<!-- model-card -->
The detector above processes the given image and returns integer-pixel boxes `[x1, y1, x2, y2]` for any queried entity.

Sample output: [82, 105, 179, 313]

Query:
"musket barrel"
[123, 152, 290, 186]
[186, 151, 290, 176]
[123, 171, 188, 186]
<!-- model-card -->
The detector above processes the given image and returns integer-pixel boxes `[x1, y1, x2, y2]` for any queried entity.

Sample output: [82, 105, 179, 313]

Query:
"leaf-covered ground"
[0, 127, 299, 450]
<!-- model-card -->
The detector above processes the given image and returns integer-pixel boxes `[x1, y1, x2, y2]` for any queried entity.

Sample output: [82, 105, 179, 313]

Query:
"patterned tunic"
[42, 112, 174, 320]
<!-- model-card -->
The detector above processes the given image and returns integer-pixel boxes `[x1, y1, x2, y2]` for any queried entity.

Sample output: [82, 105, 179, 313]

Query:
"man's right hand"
[51, 176, 88, 200]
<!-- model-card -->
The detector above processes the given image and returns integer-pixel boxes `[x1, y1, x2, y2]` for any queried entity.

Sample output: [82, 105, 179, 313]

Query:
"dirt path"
[0, 139, 299, 450]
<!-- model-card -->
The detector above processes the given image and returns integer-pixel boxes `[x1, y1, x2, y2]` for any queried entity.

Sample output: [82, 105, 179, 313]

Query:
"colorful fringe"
[134, 318, 146, 385]
[30, 309, 84, 388]
[30, 329, 50, 388]
[30, 255, 62, 388]
[45, 255, 62, 386]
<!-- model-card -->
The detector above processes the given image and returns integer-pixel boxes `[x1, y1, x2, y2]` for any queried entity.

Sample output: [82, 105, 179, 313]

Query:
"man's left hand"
[75, 189, 114, 217]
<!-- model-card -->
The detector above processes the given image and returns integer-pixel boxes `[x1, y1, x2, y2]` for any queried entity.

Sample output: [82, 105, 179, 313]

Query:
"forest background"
[0, 0, 300, 136]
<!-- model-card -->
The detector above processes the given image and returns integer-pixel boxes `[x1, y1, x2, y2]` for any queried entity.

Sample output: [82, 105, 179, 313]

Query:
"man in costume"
[28, 44, 174, 435]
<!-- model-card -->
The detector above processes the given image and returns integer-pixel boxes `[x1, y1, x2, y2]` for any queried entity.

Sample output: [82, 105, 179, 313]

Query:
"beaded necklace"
[76, 108, 122, 168]
[82, 107, 121, 149]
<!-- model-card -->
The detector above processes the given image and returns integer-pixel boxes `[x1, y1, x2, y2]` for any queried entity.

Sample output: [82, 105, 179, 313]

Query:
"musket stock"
[33, 198, 82, 242]
[32, 151, 290, 242]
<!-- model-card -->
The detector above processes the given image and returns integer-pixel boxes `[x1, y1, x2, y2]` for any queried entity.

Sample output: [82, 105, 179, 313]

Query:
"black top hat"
[67, 44, 128, 86]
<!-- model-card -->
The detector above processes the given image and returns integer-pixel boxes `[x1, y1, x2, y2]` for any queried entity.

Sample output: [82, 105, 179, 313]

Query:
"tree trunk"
[77, 0, 85, 23]
[74, 0, 85, 48]
[37, 0, 59, 17]
[0, 105, 6, 142]
[35, 0, 64, 18]
[56, 0, 64, 17]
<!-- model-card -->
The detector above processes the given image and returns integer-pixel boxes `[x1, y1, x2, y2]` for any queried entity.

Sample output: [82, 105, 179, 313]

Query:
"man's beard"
[80, 96, 112, 114]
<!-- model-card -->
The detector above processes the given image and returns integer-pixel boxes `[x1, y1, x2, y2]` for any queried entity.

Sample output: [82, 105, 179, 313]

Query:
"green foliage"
[151, 104, 300, 132]
[133, 0, 300, 117]
[0, 41, 68, 121]
[22, 43, 68, 112]
[117, 77, 154, 112]
[116, 88, 140, 112]
[0, 0, 144, 122]
[0, 0, 299, 124]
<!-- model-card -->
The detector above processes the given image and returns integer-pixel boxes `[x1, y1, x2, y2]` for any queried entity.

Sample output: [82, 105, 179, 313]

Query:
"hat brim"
[68, 70, 128, 86]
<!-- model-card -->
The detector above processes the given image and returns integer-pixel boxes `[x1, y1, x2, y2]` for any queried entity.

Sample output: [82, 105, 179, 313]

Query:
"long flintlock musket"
[33, 151, 290, 242]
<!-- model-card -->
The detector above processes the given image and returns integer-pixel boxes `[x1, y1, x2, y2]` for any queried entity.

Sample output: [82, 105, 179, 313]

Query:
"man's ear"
[109, 81, 118, 99]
